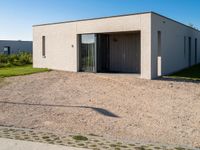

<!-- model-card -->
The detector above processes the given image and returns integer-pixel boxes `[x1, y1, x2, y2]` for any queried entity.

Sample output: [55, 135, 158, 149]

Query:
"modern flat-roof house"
[0, 40, 32, 55]
[33, 12, 200, 79]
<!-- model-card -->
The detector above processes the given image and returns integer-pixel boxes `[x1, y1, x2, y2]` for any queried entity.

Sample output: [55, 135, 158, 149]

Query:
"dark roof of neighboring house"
[0, 40, 32, 42]
[33, 11, 199, 32]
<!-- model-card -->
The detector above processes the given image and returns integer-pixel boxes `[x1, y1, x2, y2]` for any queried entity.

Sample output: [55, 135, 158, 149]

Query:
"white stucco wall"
[33, 13, 152, 79]
[151, 13, 200, 77]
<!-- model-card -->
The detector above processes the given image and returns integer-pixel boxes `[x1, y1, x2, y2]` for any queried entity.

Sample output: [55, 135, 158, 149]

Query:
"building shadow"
[0, 101, 119, 118]
[156, 76, 200, 84]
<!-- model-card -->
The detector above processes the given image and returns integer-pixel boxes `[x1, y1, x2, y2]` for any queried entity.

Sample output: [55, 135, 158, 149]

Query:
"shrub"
[18, 52, 32, 64]
[0, 54, 8, 64]
[8, 54, 20, 65]
[0, 52, 32, 67]
[0, 63, 13, 68]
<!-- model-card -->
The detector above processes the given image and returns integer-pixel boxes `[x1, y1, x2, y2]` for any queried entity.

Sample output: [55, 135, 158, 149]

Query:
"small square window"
[3, 46, 10, 55]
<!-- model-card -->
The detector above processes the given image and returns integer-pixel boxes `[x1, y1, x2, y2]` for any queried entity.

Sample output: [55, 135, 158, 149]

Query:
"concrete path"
[0, 138, 88, 150]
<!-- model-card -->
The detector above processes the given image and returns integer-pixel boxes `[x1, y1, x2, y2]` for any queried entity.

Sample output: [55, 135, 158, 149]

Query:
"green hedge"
[0, 53, 32, 68]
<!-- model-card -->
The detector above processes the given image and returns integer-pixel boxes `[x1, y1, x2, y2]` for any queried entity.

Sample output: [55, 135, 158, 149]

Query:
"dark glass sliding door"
[97, 34, 110, 72]
[79, 34, 110, 73]
[80, 34, 97, 72]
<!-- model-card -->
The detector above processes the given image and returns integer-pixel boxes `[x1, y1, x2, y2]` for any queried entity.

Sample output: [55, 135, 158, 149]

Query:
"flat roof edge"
[32, 11, 152, 27]
[32, 11, 199, 32]
[152, 12, 200, 32]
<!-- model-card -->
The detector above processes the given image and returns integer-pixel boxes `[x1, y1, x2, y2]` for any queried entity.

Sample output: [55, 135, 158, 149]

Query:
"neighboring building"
[33, 12, 200, 79]
[0, 40, 32, 55]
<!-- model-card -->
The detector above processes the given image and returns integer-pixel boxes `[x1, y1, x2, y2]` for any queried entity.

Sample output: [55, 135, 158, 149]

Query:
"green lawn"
[167, 64, 200, 81]
[0, 65, 49, 77]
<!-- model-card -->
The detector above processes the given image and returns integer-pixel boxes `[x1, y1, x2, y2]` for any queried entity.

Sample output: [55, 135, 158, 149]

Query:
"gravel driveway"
[0, 71, 199, 148]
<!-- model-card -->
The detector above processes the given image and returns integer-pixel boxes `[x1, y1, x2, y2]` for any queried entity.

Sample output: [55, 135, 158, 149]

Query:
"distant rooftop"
[0, 40, 32, 42]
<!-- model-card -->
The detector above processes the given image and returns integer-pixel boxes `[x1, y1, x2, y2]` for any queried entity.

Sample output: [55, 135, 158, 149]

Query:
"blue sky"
[0, 0, 200, 40]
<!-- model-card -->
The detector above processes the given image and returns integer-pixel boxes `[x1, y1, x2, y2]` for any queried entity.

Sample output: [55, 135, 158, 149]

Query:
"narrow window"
[188, 37, 191, 67]
[195, 38, 197, 64]
[157, 31, 162, 76]
[184, 36, 186, 58]
[42, 36, 46, 57]
[157, 31, 161, 56]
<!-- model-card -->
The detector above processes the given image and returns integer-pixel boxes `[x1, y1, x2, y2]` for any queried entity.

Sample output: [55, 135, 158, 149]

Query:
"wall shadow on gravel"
[0, 101, 119, 118]
[156, 76, 200, 84]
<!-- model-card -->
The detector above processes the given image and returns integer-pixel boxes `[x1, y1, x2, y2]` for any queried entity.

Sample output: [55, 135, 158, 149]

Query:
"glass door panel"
[80, 34, 96, 72]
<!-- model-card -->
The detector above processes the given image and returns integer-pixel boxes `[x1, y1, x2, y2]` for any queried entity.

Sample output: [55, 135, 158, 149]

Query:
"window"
[157, 31, 162, 76]
[42, 36, 46, 57]
[188, 37, 192, 67]
[195, 38, 197, 64]
[79, 34, 96, 72]
[184, 36, 186, 58]
[157, 31, 161, 56]
[3, 46, 10, 55]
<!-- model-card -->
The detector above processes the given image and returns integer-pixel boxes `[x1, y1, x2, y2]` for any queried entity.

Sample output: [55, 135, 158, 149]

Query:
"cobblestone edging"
[0, 126, 198, 150]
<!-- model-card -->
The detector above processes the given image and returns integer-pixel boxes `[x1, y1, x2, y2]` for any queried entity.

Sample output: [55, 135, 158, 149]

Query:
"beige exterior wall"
[33, 13, 152, 79]
[33, 12, 200, 79]
[151, 13, 200, 77]
[33, 23, 77, 72]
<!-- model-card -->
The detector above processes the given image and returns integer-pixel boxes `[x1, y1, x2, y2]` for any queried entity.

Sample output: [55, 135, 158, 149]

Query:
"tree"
[188, 23, 199, 30]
